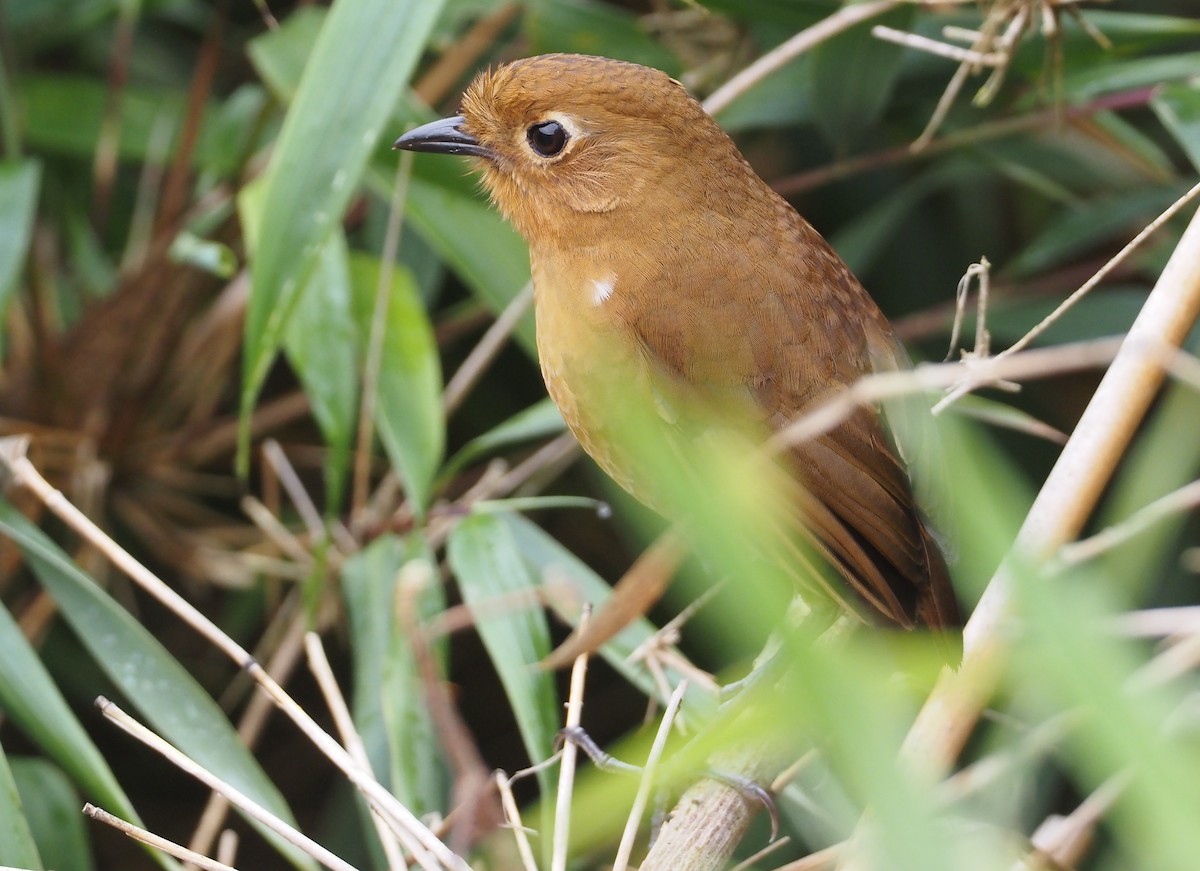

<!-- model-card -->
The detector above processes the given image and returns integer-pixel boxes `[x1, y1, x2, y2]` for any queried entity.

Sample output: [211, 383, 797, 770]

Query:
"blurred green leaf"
[500, 511, 681, 703]
[19, 75, 188, 160]
[168, 231, 237, 278]
[194, 84, 270, 178]
[446, 514, 558, 780]
[833, 160, 975, 273]
[1014, 564, 1200, 870]
[246, 6, 327, 105]
[0, 747, 42, 871]
[0, 588, 153, 867]
[1061, 51, 1200, 103]
[441, 398, 565, 481]
[696, 0, 827, 29]
[714, 58, 812, 133]
[0, 159, 40, 330]
[1006, 184, 1184, 278]
[1, 0, 123, 51]
[285, 231, 359, 512]
[342, 534, 447, 817]
[980, 287, 1149, 347]
[347, 252, 443, 515]
[10, 757, 90, 871]
[377, 162, 535, 350]
[768, 638, 955, 871]
[0, 503, 316, 871]
[1080, 10, 1200, 43]
[241, 0, 445, 472]
[808, 6, 913, 151]
[1152, 80, 1200, 173]
[525, 0, 682, 74]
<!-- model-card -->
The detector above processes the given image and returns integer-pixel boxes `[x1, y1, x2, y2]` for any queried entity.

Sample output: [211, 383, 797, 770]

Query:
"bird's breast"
[531, 255, 659, 499]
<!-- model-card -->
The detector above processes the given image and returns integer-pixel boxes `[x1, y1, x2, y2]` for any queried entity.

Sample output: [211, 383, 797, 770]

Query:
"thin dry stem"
[871, 178, 1200, 863]
[873, 25, 1006, 66]
[940, 713, 1077, 805]
[1022, 771, 1130, 870]
[773, 842, 841, 871]
[999, 177, 1200, 360]
[612, 680, 688, 871]
[551, 605, 592, 871]
[191, 589, 317, 859]
[1113, 607, 1200, 638]
[216, 829, 240, 867]
[1058, 479, 1200, 566]
[305, 632, 407, 869]
[770, 336, 1124, 456]
[933, 176, 1200, 415]
[413, 3, 522, 106]
[263, 439, 354, 553]
[0, 441, 469, 870]
[944, 258, 992, 363]
[703, 1, 899, 117]
[1131, 630, 1200, 691]
[841, 224, 1200, 871]
[730, 835, 792, 871]
[239, 495, 313, 567]
[495, 770, 540, 871]
[96, 697, 361, 871]
[443, 281, 534, 417]
[84, 804, 241, 871]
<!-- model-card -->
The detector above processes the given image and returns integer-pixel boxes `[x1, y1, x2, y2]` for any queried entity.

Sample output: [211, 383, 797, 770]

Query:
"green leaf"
[342, 534, 447, 816]
[18, 75, 200, 163]
[1152, 80, 1200, 173]
[808, 5, 913, 151]
[1078, 10, 1200, 43]
[0, 503, 316, 871]
[0, 747, 43, 871]
[1006, 184, 1185, 278]
[832, 160, 975, 274]
[499, 512, 678, 704]
[1061, 51, 1200, 103]
[246, 6, 327, 105]
[389, 166, 535, 351]
[694, 0, 824, 29]
[0, 599, 148, 861]
[168, 231, 237, 279]
[446, 515, 559, 777]
[10, 757, 90, 871]
[0, 159, 41, 328]
[347, 252, 443, 515]
[1014, 564, 1200, 870]
[247, 16, 530, 349]
[525, 0, 682, 74]
[441, 398, 565, 481]
[284, 231, 359, 512]
[241, 0, 445, 473]
[980, 287, 1150, 347]
[713, 58, 812, 133]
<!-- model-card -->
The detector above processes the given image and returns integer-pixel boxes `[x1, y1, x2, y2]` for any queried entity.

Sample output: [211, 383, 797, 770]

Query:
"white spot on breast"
[591, 274, 616, 306]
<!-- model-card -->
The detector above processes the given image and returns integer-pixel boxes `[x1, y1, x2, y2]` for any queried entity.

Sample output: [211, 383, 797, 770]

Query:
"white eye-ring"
[524, 114, 583, 160]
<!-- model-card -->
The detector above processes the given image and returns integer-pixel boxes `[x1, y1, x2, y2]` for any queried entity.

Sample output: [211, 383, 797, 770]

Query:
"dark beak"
[393, 115, 492, 159]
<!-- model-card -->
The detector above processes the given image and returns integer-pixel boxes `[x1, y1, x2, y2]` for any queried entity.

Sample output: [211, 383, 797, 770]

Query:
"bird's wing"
[617, 244, 957, 629]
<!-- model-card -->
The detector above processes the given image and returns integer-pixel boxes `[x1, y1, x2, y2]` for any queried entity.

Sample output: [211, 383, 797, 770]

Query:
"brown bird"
[396, 54, 958, 631]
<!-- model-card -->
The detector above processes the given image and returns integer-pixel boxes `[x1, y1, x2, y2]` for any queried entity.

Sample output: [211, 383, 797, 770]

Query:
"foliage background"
[1, 1, 1199, 869]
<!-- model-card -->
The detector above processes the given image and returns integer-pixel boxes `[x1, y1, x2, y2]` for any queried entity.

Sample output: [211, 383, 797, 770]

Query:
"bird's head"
[395, 54, 740, 244]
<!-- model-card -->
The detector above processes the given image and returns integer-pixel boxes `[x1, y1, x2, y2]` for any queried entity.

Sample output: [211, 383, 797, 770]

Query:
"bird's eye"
[526, 120, 568, 158]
